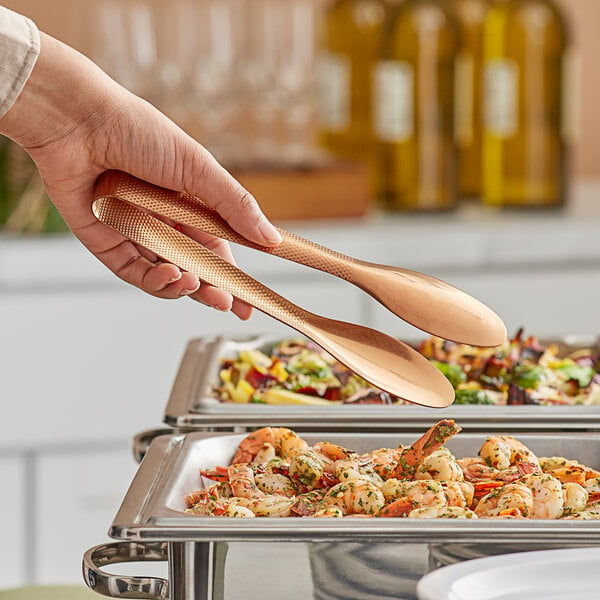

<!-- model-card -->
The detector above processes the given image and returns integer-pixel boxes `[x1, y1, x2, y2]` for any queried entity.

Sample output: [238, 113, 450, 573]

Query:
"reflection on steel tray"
[83, 430, 600, 600]
[164, 333, 600, 431]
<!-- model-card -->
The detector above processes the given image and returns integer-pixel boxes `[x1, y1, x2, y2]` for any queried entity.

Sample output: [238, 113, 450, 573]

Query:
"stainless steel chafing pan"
[163, 334, 600, 432]
[83, 430, 600, 600]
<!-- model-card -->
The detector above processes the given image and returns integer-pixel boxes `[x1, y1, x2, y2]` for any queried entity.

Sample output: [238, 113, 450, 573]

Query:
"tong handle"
[92, 196, 309, 332]
[96, 171, 356, 281]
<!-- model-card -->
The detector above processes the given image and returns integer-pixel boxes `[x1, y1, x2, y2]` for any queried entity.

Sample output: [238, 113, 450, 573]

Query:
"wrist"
[0, 32, 121, 150]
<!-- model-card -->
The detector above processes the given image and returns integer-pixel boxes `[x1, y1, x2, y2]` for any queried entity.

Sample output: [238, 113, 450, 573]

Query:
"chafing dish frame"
[84, 429, 600, 600]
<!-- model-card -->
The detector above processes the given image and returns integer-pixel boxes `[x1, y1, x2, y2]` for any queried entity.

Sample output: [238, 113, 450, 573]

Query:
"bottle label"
[484, 59, 518, 138]
[317, 51, 351, 131]
[455, 52, 474, 148]
[373, 60, 413, 142]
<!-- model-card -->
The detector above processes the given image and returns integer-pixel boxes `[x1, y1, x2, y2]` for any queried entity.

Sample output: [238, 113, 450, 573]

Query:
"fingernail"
[167, 272, 182, 284]
[213, 303, 232, 312]
[179, 286, 200, 296]
[258, 221, 282, 245]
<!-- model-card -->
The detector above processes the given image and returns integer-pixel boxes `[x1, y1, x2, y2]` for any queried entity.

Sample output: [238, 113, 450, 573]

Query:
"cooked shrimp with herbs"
[186, 421, 600, 520]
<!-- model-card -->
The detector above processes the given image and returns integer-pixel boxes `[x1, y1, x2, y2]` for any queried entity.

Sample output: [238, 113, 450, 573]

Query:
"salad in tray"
[214, 329, 600, 406]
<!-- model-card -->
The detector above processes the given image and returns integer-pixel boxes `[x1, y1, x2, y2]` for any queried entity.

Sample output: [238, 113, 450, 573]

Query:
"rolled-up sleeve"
[0, 6, 40, 119]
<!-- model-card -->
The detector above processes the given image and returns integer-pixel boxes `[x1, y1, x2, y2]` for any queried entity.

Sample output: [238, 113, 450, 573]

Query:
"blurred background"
[1, 0, 599, 228]
[1, 0, 600, 590]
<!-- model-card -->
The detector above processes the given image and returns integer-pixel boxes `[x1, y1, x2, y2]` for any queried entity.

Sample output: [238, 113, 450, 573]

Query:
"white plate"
[417, 547, 600, 600]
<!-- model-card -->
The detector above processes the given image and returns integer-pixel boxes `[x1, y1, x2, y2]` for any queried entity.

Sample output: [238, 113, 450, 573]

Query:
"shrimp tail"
[378, 497, 413, 518]
[199, 466, 230, 482]
[394, 419, 461, 479]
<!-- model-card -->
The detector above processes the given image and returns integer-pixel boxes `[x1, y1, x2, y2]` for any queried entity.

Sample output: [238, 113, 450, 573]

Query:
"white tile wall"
[0, 278, 362, 447]
[33, 444, 137, 584]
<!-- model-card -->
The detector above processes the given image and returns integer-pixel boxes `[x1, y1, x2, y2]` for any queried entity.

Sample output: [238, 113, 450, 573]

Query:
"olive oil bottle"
[372, 0, 458, 211]
[317, 0, 387, 161]
[481, 0, 569, 207]
[445, 0, 490, 200]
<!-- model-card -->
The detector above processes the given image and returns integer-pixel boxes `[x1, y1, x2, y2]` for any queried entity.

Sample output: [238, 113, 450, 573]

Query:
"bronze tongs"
[92, 171, 506, 408]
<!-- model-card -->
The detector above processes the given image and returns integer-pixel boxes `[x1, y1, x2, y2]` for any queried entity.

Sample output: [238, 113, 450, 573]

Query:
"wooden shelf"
[233, 162, 371, 222]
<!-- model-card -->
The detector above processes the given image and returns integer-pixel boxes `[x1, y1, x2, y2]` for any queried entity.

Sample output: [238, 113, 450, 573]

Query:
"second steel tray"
[163, 334, 600, 432]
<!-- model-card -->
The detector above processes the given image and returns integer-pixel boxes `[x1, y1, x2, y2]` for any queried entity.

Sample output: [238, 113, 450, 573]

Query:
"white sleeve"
[0, 6, 40, 119]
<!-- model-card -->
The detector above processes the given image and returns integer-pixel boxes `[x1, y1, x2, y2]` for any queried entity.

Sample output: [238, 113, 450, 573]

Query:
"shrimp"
[232, 427, 309, 464]
[443, 481, 474, 508]
[289, 448, 330, 490]
[185, 484, 228, 516]
[289, 440, 357, 487]
[475, 483, 534, 518]
[312, 441, 356, 461]
[581, 500, 600, 516]
[519, 473, 564, 519]
[416, 448, 464, 481]
[541, 456, 600, 481]
[186, 481, 231, 506]
[319, 480, 385, 516]
[457, 457, 500, 482]
[394, 419, 462, 479]
[408, 506, 477, 519]
[228, 464, 264, 499]
[335, 457, 383, 486]
[378, 497, 417, 517]
[291, 489, 328, 516]
[221, 500, 255, 518]
[367, 447, 404, 480]
[381, 479, 446, 516]
[201, 460, 296, 497]
[254, 466, 297, 497]
[495, 462, 542, 483]
[584, 477, 600, 503]
[540, 456, 580, 471]
[562, 482, 588, 516]
[199, 465, 230, 482]
[253, 442, 277, 465]
[544, 465, 586, 486]
[479, 436, 540, 470]
[235, 495, 294, 517]
[456, 457, 540, 484]
[315, 441, 382, 484]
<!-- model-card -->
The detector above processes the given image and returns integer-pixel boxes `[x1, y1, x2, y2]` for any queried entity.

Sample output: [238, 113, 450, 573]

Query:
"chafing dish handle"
[82, 541, 169, 599]
[132, 429, 176, 464]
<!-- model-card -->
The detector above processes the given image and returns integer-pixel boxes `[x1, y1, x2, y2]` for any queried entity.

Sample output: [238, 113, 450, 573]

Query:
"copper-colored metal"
[92, 196, 454, 408]
[95, 170, 507, 347]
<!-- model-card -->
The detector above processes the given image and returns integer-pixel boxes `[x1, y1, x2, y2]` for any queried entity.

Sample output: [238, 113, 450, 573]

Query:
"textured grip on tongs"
[92, 196, 308, 331]
[95, 170, 355, 280]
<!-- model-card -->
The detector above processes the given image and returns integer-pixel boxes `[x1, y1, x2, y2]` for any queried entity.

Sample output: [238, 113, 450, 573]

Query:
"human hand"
[0, 32, 281, 319]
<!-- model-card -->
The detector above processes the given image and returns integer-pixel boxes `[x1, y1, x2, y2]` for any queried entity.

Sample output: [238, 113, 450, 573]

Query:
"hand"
[0, 32, 281, 319]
